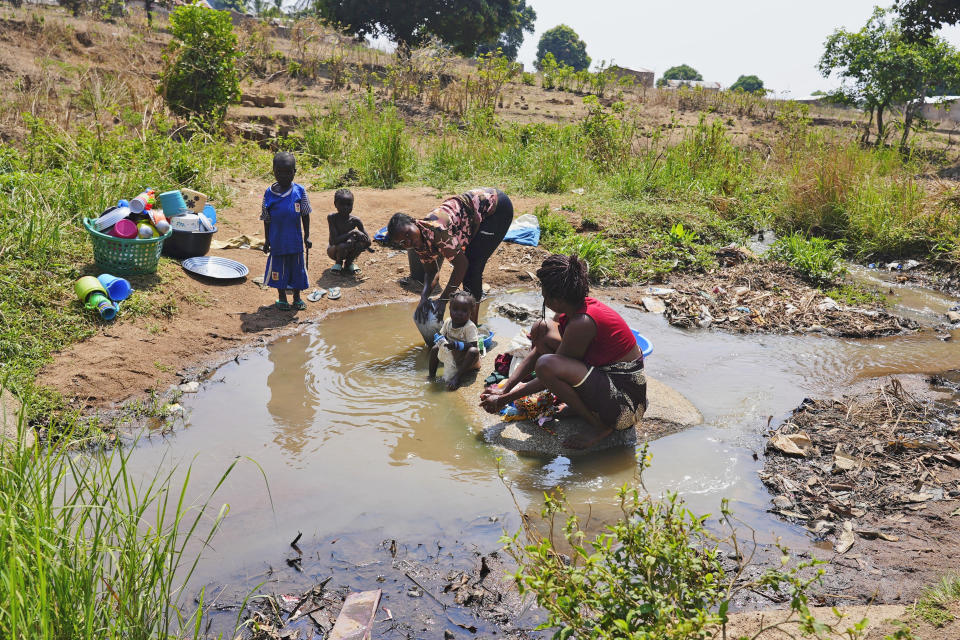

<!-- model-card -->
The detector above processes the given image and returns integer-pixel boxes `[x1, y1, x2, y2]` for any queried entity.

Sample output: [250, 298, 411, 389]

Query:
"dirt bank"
[39, 185, 548, 411]
[758, 375, 960, 606]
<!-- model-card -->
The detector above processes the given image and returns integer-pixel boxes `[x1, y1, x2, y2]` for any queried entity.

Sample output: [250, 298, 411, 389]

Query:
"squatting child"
[429, 290, 481, 391]
[326, 189, 372, 274]
[261, 151, 311, 310]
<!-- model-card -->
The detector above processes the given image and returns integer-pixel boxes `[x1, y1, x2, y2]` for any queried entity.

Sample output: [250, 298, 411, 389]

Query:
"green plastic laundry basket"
[83, 217, 172, 275]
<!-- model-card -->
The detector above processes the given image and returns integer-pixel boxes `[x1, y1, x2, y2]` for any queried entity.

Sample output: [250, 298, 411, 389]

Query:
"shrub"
[553, 234, 616, 281]
[534, 204, 575, 243]
[768, 232, 847, 284]
[346, 95, 414, 188]
[521, 71, 536, 86]
[160, 6, 241, 127]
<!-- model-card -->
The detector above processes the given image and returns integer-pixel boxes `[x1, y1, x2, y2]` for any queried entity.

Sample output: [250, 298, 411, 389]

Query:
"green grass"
[912, 574, 960, 627]
[0, 402, 239, 639]
[0, 116, 267, 419]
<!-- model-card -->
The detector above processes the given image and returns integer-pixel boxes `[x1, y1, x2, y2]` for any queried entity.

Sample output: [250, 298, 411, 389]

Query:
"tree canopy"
[895, 0, 960, 41]
[730, 74, 765, 94]
[312, 0, 527, 56]
[476, 0, 535, 60]
[655, 64, 702, 87]
[535, 24, 590, 71]
[819, 7, 960, 147]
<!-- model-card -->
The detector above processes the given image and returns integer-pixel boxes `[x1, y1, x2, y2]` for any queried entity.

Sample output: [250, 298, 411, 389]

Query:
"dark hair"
[386, 212, 415, 242]
[334, 188, 353, 203]
[449, 290, 476, 308]
[273, 151, 295, 167]
[536, 253, 589, 305]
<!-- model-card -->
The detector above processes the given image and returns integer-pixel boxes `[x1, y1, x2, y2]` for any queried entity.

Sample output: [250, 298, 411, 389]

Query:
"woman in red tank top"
[480, 254, 646, 449]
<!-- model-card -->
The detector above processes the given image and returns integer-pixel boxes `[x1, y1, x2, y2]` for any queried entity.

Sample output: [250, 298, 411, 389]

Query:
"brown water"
[119, 283, 960, 634]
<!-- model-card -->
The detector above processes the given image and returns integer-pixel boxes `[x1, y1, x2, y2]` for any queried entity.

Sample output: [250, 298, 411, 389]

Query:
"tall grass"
[0, 402, 236, 639]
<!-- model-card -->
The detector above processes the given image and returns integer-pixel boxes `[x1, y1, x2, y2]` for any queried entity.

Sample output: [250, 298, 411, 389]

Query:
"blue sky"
[513, 1, 960, 97]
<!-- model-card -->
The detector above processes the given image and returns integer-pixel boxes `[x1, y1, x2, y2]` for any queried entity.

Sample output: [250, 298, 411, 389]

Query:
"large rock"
[454, 332, 702, 458]
[1, 389, 35, 448]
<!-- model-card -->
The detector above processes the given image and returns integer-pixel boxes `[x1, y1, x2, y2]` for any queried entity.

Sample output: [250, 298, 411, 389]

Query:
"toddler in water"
[261, 151, 311, 310]
[326, 189, 372, 274]
[429, 291, 481, 391]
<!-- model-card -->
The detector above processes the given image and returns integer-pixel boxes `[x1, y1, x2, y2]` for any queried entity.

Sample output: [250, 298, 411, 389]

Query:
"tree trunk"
[900, 103, 915, 150]
[861, 106, 874, 146]
[875, 104, 886, 148]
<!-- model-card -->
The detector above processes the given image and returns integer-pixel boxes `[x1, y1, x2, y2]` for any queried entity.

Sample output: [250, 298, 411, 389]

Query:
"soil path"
[39, 185, 551, 409]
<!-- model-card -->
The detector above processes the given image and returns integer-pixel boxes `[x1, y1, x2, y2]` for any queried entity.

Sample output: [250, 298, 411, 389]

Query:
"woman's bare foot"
[562, 422, 613, 450]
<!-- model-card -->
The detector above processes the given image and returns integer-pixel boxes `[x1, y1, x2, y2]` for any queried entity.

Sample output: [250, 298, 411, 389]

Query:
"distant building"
[608, 65, 654, 89]
[921, 96, 960, 123]
[661, 79, 722, 91]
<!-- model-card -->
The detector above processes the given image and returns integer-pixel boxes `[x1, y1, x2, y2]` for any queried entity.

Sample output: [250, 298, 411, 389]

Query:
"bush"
[160, 6, 241, 127]
[553, 235, 616, 281]
[521, 71, 536, 86]
[346, 95, 414, 188]
[534, 204, 575, 242]
[768, 232, 846, 284]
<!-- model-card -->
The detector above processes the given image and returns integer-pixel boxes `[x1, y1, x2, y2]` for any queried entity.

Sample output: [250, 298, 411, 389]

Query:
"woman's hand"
[415, 296, 434, 323]
[433, 298, 447, 320]
[479, 390, 506, 414]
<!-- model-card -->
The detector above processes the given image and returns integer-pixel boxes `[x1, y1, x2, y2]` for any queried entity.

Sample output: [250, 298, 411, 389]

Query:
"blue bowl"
[632, 330, 653, 358]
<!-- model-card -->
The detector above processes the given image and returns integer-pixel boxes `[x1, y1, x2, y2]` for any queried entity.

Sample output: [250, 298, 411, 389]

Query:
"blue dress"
[261, 183, 311, 291]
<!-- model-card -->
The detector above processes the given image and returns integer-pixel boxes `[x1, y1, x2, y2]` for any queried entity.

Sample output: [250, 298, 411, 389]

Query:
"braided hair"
[536, 253, 589, 306]
[386, 212, 415, 245]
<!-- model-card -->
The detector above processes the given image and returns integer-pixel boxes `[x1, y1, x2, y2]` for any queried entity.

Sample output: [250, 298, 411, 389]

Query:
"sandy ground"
[39, 185, 555, 409]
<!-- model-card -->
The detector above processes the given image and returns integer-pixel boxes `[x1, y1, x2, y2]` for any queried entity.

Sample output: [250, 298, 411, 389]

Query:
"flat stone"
[947, 311, 960, 323]
[1, 389, 35, 448]
[641, 296, 666, 314]
[179, 381, 200, 393]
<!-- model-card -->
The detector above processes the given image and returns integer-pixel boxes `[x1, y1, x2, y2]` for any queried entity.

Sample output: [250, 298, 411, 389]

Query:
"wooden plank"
[329, 590, 382, 640]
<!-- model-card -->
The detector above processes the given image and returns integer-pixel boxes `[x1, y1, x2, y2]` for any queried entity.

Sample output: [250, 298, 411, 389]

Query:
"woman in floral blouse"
[387, 187, 514, 324]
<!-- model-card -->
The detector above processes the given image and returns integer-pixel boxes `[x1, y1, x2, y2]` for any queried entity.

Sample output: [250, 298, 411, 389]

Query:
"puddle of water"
[116, 287, 960, 632]
[848, 264, 957, 326]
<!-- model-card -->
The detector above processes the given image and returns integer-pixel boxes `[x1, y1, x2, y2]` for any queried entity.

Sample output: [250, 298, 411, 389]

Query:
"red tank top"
[557, 297, 638, 367]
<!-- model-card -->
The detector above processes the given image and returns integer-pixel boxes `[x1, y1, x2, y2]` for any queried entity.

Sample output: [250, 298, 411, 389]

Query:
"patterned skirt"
[572, 357, 647, 430]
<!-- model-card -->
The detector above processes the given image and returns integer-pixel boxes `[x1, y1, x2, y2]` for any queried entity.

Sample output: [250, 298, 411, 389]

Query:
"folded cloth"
[503, 213, 540, 247]
[484, 372, 507, 386]
[374, 226, 389, 242]
[211, 234, 265, 250]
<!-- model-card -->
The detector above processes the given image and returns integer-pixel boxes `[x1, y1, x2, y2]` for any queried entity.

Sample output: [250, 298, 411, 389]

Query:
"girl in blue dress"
[261, 152, 312, 310]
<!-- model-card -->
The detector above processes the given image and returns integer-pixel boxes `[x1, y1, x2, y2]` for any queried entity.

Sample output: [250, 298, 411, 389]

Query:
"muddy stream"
[116, 279, 960, 636]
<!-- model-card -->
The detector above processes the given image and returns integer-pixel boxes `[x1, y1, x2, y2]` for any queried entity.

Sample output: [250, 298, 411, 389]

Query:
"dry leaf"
[835, 521, 855, 553]
[770, 432, 813, 457]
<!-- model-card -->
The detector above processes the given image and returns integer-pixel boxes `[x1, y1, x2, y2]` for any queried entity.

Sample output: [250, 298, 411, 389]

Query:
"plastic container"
[110, 218, 138, 239]
[202, 204, 217, 225]
[162, 226, 217, 259]
[84, 218, 171, 275]
[137, 221, 159, 239]
[87, 292, 117, 321]
[97, 274, 132, 301]
[75, 275, 108, 303]
[93, 206, 130, 232]
[158, 190, 189, 216]
[632, 330, 653, 358]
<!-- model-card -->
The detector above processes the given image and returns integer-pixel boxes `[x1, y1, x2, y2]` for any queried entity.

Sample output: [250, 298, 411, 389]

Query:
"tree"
[535, 24, 590, 71]
[819, 7, 960, 147]
[730, 74, 765, 94]
[895, 0, 960, 41]
[312, 0, 526, 57]
[159, 6, 241, 128]
[655, 64, 702, 87]
[476, 0, 535, 61]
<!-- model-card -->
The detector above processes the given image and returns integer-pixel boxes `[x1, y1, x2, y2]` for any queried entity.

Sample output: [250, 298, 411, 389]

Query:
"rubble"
[761, 380, 960, 546]
[654, 262, 917, 338]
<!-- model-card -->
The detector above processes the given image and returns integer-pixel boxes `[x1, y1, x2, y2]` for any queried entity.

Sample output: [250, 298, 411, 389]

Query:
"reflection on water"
[120, 288, 960, 612]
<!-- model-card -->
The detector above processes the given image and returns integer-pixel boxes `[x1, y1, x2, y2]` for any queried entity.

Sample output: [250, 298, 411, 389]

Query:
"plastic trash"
[503, 213, 540, 247]
[736, 306, 751, 313]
